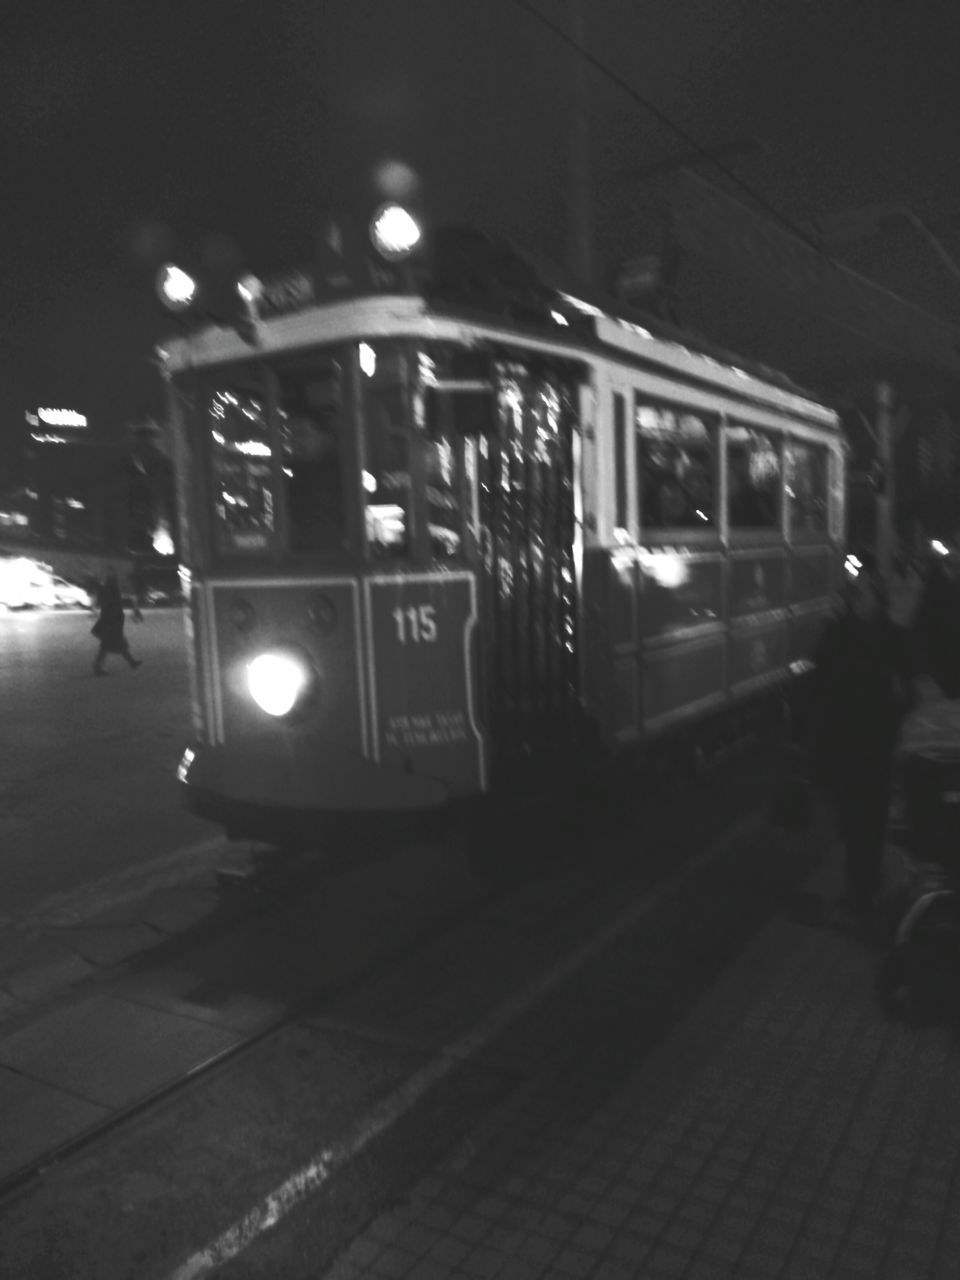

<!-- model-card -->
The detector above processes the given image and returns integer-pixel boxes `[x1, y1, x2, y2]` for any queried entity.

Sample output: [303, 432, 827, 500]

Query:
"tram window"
[635, 399, 716, 529]
[726, 425, 781, 529]
[424, 436, 463, 559]
[785, 441, 828, 534]
[276, 358, 346, 553]
[362, 347, 413, 558]
[207, 381, 275, 553]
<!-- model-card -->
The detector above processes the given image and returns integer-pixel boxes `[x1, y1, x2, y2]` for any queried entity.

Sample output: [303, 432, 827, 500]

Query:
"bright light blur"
[176, 746, 195, 784]
[246, 651, 312, 717]
[638, 548, 689, 590]
[236, 274, 263, 306]
[370, 203, 421, 261]
[374, 159, 419, 200]
[844, 554, 862, 578]
[359, 342, 377, 377]
[931, 539, 949, 557]
[153, 524, 175, 556]
[157, 264, 197, 312]
[0, 557, 90, 609]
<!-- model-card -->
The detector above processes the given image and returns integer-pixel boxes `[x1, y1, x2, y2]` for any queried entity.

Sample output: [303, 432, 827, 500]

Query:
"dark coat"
[91, 580, 127, 652]
[913, 565, 960, 697]
[809, 612, 911, 784]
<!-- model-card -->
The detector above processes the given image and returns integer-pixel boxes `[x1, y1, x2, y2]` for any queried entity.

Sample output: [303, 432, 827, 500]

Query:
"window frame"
[723, 419, 786, 546]
[192, 346, 362, 571]
[784, 436, 831, 544]
[633, 393, 722, 547]
[358, 338, 475, 568]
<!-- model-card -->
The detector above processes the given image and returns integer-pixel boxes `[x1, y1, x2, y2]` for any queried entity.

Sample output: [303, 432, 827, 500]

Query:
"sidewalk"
[317, 852, 960, 1280]
[0, 838, 487, 1194]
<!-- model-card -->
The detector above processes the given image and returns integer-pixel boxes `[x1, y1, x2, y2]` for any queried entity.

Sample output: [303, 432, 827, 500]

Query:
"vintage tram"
[159, 211, 845, 843]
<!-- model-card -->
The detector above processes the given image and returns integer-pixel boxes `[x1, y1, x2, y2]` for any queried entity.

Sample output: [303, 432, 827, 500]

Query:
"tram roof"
[159, 281, 839, 431]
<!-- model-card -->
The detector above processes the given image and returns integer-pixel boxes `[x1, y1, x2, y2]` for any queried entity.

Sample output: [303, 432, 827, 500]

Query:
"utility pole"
[565, 0, 594, 287]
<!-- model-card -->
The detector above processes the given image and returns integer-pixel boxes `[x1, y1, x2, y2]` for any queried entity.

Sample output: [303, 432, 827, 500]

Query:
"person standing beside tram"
[808, 561, 913, 926]
[912, 541, 960, 699]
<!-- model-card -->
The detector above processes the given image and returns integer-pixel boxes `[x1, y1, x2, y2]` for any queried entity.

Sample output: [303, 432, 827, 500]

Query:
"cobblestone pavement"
[318, 855, 960, 1280]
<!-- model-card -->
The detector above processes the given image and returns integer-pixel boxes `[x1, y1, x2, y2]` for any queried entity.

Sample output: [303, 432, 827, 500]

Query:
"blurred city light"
[374, 159, 419, 200]
[157, 263, 197, 312]
[359, 342, 377, 377]
[153, 523, 175, 556]
[236, 274, 263, 309]
[370, 203, 421, 261]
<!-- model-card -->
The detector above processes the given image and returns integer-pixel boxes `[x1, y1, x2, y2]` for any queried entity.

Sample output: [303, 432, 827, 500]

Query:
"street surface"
[0, 607, 212, 921]
[0, 734, 811, 1280]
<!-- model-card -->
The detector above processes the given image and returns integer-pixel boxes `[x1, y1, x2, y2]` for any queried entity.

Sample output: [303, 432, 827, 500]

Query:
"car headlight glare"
[246, 650, 313, 718]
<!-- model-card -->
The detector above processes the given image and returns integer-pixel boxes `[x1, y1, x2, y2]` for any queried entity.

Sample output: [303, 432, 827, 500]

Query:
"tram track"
[0, 737, 801, 1274]
[0, 834, 507, 1205]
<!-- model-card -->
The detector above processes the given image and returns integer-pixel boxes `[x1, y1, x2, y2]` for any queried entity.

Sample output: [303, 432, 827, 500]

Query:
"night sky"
[3, 0, 960, 471]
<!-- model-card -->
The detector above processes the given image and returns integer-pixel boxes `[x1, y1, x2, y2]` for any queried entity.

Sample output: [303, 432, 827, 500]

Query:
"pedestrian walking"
[808, 563, 912, 927]
[91, 568, 143, 675]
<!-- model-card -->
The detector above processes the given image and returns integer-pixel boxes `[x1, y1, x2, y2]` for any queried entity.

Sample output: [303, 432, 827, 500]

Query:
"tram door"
[475, 363, 582, 786]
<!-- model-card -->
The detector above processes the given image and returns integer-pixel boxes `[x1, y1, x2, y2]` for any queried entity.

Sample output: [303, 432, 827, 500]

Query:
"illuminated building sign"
[24, 408, 88, 429]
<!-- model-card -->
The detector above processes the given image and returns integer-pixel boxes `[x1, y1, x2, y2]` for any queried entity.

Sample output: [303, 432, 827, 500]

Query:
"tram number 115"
[392, 604, 438, 644]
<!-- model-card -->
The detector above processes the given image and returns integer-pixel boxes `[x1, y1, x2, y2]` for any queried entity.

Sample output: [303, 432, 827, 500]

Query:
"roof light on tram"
[370, 203, 422, 261]
[247, 649, 315, 718]
[157, 263, 197, 312]
[236, 274, 263, 307]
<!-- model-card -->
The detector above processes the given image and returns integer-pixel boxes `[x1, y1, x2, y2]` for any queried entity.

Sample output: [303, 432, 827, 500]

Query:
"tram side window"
[424, 435, 463, 560]
[726, 425, 781, 529]
[635, 399, 716, 529]
[422, 348, 465, 561]
[276, 357, 346, 553]
[786, 441, 828, 535]
[208, 381, 275, 553]
[362, 344, 413, 558]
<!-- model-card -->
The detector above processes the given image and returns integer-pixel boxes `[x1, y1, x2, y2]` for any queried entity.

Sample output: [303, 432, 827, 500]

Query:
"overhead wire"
[508, 0, 960, 374]
[509, 0, 825, 253]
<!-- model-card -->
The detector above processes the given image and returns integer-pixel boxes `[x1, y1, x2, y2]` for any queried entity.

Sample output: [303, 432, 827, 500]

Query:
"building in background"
[0, 407, 177, 572]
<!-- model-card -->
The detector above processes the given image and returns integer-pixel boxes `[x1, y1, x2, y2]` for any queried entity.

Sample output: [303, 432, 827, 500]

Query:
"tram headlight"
[246, 648, 316, 718]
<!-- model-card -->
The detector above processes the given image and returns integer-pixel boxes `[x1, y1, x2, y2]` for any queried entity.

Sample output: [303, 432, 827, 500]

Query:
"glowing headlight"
[246, 650, 314, 718]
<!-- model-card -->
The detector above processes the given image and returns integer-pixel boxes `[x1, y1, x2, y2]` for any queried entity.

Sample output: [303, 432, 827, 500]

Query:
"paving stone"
[0, 1064, 110, 1181]
[63, 922, 163, 967]
[309, 843, 960, 1280]
[3, 951, 97, 1001]
[0, 993, 240, 1108]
